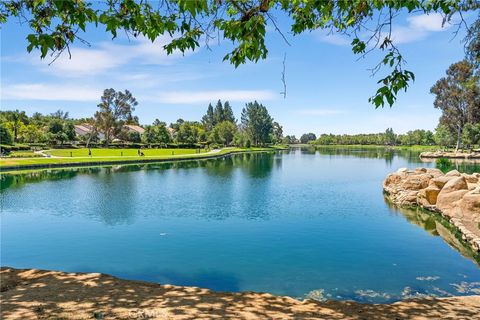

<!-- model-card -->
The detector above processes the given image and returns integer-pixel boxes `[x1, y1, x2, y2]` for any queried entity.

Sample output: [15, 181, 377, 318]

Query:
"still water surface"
[1, 148, 480, 302]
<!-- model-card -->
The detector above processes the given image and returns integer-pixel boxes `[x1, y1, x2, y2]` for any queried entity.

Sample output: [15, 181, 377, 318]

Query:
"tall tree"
[272, 121, 283, 144]
[50, 110, 69, 120]
[202, 103, 215, 131]
[385, 128, 396, 145]
[47, 118, 75, 145]
[1, 109, 28, 142]
[0, 123, 13, 145]
[211, 121, 236, 146]
[462, 123, 480, 149]
[142, 120, 171, 145]
[213, 100, 225, 125]
[176, 121, 205, 144]
[430, 60, 480, 151]
[19, 124, 44, 143]
[300, 133, 317, 144]
[434, 125, 455, 150]
[94, 88, 138, 146]
[223, 101, 236, 123]
[241, 101, 273, 146]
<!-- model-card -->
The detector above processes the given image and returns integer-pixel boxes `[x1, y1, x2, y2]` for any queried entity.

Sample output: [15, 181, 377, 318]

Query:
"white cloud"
[2, 83, 101, 101]
[407, 13, 446, 32]
[298, 109, 347, 116]
[1, 84, 276, 105]
[391, 13, 450, 44]
[148, 90, 277, 104]
[115, 71, 207, 88]
[314, 13, 450, 46]
[32, 35, 195, 76]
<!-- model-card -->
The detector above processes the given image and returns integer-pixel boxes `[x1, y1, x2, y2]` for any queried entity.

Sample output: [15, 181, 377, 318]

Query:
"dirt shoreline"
[1, 267, 479, 320]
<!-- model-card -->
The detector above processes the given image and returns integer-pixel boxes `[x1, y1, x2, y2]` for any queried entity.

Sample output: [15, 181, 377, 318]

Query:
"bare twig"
[280, 53, 287, 98]
[266, 12, 291, 46]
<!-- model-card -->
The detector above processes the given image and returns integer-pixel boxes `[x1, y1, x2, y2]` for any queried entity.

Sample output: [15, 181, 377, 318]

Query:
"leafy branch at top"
[1, 0, 478, 107]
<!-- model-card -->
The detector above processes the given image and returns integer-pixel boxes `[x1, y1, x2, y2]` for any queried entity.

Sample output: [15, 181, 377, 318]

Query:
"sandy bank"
[1, 267, 479, 320]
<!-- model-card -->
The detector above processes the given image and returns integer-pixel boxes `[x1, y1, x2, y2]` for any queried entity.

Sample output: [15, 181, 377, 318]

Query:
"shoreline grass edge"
[0, 147, 287, 173]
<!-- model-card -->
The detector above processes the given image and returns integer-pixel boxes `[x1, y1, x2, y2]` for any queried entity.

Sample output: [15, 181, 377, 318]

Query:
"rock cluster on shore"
[420, 151, 480, 159]
[383, 167, 480, 251]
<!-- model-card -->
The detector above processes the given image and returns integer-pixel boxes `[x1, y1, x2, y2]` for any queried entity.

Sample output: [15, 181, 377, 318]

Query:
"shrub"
[6, 151, 43, 158]
[436, 157, 453, 173]
[0, 124, 13, 145]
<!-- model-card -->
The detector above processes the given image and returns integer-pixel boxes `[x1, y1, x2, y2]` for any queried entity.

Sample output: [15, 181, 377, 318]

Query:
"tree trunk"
[455, 125, 462, 153]
[86, 134, 92, 149]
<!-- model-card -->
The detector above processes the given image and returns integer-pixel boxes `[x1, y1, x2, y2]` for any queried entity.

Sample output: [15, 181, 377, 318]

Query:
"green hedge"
[6, 151, 43, 158]
[0, 144, 31, 153]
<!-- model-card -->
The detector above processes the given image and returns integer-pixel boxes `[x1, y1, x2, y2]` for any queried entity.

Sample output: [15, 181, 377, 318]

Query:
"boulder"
[430, 176, 452, 189]
[424, 186, 441, 205]
[440, 176, 468, 193]
[436, 189, 469, 215]
[445, 169, 461, 177]
[399, 190, 419, 205]
[459, 189, 480, 217]
[401, 173, 431, 191]
[383, 174, 403, 188]
[426, 168, 444, 177]
[462, 174, 479, 184]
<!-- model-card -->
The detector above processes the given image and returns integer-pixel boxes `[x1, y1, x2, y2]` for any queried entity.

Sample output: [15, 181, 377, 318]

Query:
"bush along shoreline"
[383, 168, 480, 252]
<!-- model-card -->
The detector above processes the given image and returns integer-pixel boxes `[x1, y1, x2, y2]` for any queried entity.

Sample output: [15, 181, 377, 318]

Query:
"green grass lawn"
[46, 148, 205, 157]
[0, 147, 280, 169]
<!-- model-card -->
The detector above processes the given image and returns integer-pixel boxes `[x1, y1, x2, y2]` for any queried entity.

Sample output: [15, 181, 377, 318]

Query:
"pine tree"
[202, 103, 215, 131]
[213, 100, 224, 125]
[223, 101, 236, 123]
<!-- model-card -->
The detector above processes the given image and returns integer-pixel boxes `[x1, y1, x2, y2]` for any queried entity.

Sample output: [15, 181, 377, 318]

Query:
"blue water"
[1, 148, 479, 302]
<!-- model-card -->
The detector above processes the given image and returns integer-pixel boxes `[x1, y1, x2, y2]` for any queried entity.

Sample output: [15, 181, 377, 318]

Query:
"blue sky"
[0, 10, 470, 136]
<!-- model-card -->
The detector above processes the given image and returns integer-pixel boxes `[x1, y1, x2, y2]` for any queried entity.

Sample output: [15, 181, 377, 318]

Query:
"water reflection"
[0, 168, 102, 191]
[314, 146, 417, 166]
[3, 149, 480, 301]
[312, 146, 480, 173]
[385, 198, 480, 266]
[1, 153, 278, 191]
[419, 157, 480, 174]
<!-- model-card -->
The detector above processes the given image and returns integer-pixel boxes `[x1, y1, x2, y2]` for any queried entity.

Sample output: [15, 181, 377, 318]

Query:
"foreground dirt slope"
[1, 267, 479, 320]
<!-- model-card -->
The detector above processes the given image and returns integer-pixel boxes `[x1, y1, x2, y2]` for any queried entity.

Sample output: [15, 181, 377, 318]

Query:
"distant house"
[167, 127, 176, 137]
[74, 124, 105, 139]
[124, 124, 145, 135]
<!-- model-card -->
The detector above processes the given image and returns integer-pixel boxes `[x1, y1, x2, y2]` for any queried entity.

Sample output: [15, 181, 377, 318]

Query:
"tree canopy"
[430, 60, 480, 151]
[241, 101, 274, 146]
[94, 88, 139, 146]
[2, 0, 478, 107]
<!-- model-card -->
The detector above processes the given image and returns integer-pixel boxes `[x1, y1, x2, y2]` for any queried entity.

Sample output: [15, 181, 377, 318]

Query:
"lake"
[1, 147, 479, 303]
